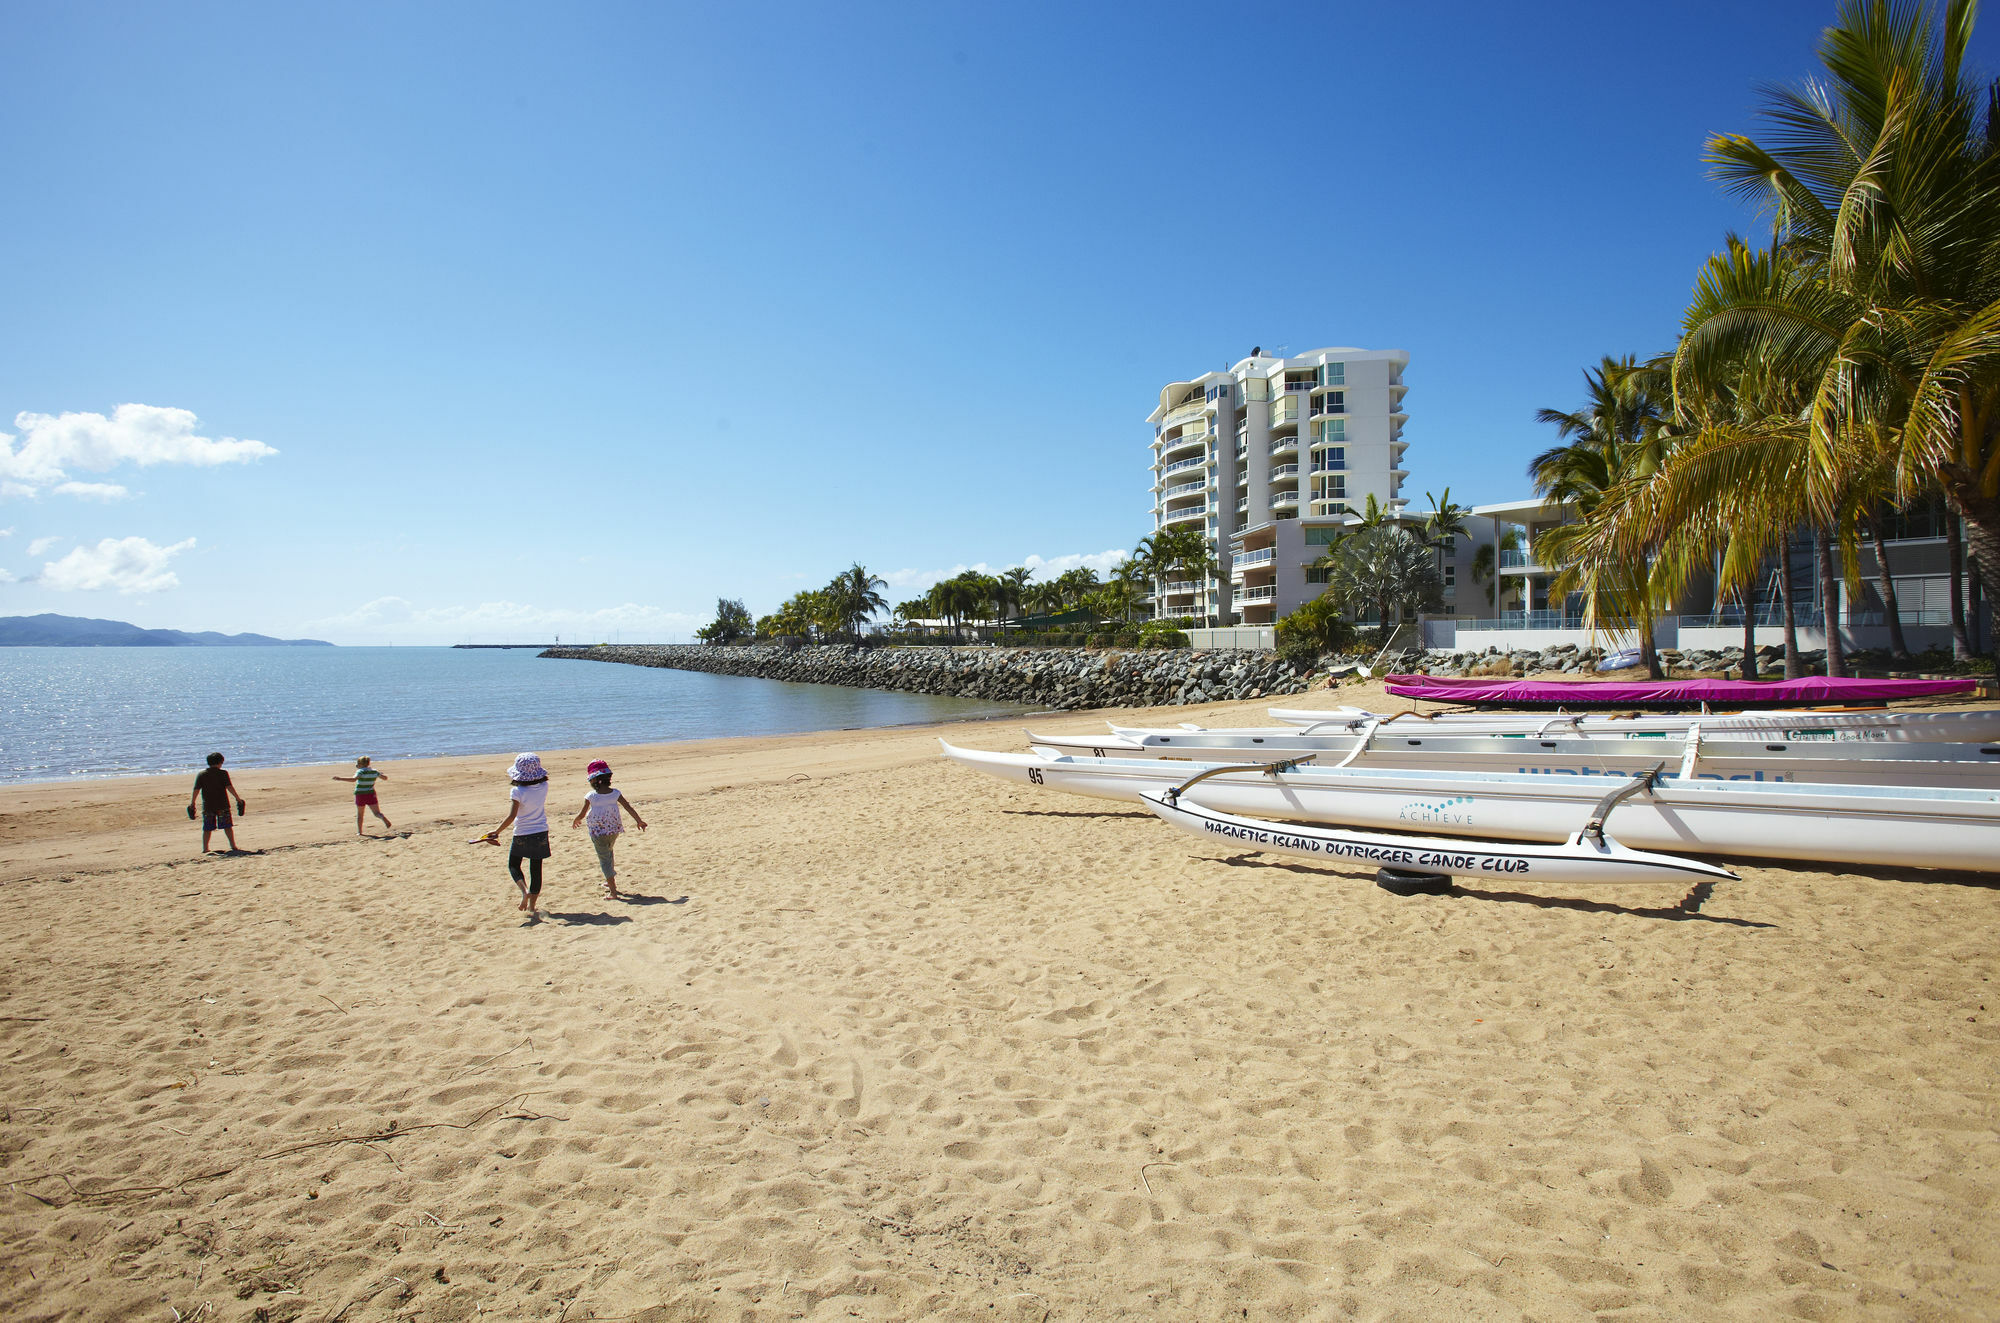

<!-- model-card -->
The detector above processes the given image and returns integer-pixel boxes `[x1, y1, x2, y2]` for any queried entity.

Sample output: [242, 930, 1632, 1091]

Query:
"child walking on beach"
[570, 759, 646, 899]
[480, 753, 553, 917]
[334, 756, 392, 835]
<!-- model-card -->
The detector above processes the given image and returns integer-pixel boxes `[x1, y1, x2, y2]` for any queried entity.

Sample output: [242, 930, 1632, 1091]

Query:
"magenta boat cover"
[1382, 674, 1979, 707]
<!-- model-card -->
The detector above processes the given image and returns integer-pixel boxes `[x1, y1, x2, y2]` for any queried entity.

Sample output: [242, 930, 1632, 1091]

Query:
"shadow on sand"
[1213, 854, 1775, 927]
[613, 893, 689, 906]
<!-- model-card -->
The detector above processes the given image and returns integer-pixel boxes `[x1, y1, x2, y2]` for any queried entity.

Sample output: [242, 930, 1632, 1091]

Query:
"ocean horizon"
[0, 645, 1025, 785]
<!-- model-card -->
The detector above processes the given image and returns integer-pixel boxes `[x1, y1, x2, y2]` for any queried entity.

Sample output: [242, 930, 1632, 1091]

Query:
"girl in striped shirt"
[335, 756, 392, 836]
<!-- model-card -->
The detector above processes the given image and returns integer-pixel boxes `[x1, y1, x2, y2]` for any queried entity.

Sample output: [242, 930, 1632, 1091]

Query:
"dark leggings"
[509, 855, 543, 895]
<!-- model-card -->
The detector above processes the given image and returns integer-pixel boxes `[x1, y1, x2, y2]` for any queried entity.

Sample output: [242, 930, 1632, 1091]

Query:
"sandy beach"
[3, 680, 1998, 1321]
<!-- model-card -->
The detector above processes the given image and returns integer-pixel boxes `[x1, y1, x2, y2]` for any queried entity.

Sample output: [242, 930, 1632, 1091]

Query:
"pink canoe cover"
[1382, 674, 1978, 706]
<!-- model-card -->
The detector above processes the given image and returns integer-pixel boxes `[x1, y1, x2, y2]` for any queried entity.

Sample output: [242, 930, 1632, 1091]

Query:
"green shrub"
[1275, 595, 1355, 669]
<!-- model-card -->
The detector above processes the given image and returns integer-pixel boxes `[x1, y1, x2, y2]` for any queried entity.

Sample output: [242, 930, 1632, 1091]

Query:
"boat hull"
[1137, 790, 1739, 886]
[939, 741, 2000, 872]
[1013, 727, 2000, 789]
[1264, 706, 2000, 743]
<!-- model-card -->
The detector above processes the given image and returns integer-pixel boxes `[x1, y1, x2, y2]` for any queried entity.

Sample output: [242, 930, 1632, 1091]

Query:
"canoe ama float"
[1136, 789, 1738, 887]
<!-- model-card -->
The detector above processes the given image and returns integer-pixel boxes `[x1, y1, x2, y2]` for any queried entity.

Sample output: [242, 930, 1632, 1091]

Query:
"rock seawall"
[539, 644, 1326, 710]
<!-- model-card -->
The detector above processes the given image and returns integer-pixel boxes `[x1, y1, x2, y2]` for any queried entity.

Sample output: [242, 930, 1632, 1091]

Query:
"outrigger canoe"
[938, 741, 2000, 872]
[1264, 705, 2000, 743]
[1015, 724, 2000, 788]
[1379, 673, 1979, 708]
[1136, 789, 1739, 887]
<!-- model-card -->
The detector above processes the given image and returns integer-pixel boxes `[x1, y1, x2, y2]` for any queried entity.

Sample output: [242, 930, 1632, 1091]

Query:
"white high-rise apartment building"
[1147, 347, 1410, 626]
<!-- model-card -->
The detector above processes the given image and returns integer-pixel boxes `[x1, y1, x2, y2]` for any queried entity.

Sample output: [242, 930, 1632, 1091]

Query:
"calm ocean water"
[0, 647, 1026, 784]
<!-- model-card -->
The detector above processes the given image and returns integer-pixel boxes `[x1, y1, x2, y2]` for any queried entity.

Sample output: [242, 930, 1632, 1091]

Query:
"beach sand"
[3, 679, 1997, 1321]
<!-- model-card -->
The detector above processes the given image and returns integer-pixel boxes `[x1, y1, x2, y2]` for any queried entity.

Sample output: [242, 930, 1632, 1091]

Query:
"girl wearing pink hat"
[570, 759, 646, 900]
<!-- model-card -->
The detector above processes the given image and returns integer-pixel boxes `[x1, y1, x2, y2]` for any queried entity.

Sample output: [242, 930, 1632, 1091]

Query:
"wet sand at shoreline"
[3, 680, 1997, 1320]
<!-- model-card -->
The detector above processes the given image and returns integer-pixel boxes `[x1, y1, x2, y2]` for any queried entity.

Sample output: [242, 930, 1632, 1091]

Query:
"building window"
[1315, 419, 1346, 442]
[1306, 566, 1332, 584]
[1323, 391, 1344, 414]
[1443, 563, 1456, 587]
[1305, 526, 1345, 546]
[1321, 362, 1345, 386]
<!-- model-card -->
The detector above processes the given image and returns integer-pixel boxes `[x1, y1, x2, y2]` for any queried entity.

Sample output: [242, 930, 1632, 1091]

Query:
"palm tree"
[1318, 523, 1443, 638]
[1469, 530, 1522, 609]
[826, 563, 888, 641]
[1676, 0, 2000, 669]
[1530, 358, 1679, 678]
[998, 566, 1034, 621]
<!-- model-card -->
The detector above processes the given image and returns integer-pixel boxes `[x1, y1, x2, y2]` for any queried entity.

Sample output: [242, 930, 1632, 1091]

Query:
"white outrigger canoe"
[1136, 788, 1739, 887]
[1018, 723, 2000, 788]
[939, 741, 2000, 872]
[1264, 704, 2000, 743]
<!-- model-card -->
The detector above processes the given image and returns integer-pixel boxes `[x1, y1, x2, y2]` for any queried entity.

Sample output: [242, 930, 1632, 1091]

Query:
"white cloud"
[0, 568, 12, 583]
[0, 404, 276, 499]
[303, 597, 706, 645]
[26, 536, 60, 556]
[52, 481, 130, 501]
[879, 547, 1131, 597]
[0, 526, 11, 537]
[40, 536, 196, 593]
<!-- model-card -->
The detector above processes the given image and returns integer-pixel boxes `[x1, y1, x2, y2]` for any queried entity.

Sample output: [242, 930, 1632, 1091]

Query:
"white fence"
[1186, 626, 1276, 651]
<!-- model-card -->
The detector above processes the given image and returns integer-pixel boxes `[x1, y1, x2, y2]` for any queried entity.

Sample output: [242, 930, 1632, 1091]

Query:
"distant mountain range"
[0, 613, 333, 647]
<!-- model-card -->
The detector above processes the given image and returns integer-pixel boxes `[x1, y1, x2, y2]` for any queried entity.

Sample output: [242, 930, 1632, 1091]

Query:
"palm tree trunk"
[1947, 512, 1972, 660]
[1944, 483, 2000, 674]
[1739, 586, 1758, 681]
[1640, 617, 1663, 680]
[1777, 544, 1802, 679]
[1814, 528, 1846, 678]
[1863, 512, 1910, 661]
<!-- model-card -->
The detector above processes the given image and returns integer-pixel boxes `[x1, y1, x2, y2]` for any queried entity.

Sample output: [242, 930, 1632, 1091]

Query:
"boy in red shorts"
[188, 752, 246, 853]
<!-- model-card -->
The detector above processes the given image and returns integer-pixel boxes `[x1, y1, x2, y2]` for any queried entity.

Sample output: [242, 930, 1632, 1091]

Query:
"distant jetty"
[451, 643, 556, 650]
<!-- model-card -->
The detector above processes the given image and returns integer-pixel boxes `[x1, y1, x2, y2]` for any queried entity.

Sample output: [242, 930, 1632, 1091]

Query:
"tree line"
[1524, 0, 1998, 681]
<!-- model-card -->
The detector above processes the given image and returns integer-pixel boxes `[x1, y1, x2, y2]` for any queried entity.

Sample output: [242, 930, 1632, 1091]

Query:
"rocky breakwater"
[539, 644, 1326, 710]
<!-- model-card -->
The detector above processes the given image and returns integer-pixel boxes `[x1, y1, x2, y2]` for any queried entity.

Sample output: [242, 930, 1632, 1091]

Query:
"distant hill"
[0, 613, 333, 647]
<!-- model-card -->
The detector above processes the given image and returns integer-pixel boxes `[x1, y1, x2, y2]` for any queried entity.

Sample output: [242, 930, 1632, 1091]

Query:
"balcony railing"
[1679, 609, 1829, 629]
[1160, 581, 1198, 594]
[1271, 491, 1299, 507]
[1310, 400, 1345, 416]
[1283, 380, 1313, 392]
[1268, 436, 1298, 453]
[1160, 479, 1207, 499]
[1234, 548, 1276, 568]
[1163, 398, 1211, 425]
[1237, 585, 1277, 602]
[1236, 498, 1249, 512]
[1162, 456, 1205, 476]
[1162, 505, 1207, 523]
[1163, 429, 1207, 450]
[1268, 463, 1299, 480]
[1310, 459, 1346, 472]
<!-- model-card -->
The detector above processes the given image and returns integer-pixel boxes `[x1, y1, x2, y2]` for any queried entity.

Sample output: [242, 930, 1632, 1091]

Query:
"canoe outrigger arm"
[1581, 762, 1668, 845]
[1164, 756, 1318, 806]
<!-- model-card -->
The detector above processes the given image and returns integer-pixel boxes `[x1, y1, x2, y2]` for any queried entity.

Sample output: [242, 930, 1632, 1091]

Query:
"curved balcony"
[1237, 585, 1277, 603]
[1161, 455, 1205, 478]
[1162, 431, 1207, 456]
[1233, 548, 1276, 569]
[1271, 491, 1299, 508]
[1268, 435, 1298, 456]
[1162, 504, 1208, 525]
[1159, 478, 1207, 500]
[1269, 463, 1299, 481]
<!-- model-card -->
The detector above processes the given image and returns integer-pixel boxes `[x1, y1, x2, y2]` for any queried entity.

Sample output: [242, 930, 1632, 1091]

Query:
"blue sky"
[3, 1, 1993, 643]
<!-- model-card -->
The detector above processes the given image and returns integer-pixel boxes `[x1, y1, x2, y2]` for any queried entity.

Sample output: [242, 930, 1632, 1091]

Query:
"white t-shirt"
[584, 788, 624, 835]
[510, 781, 550, 834]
